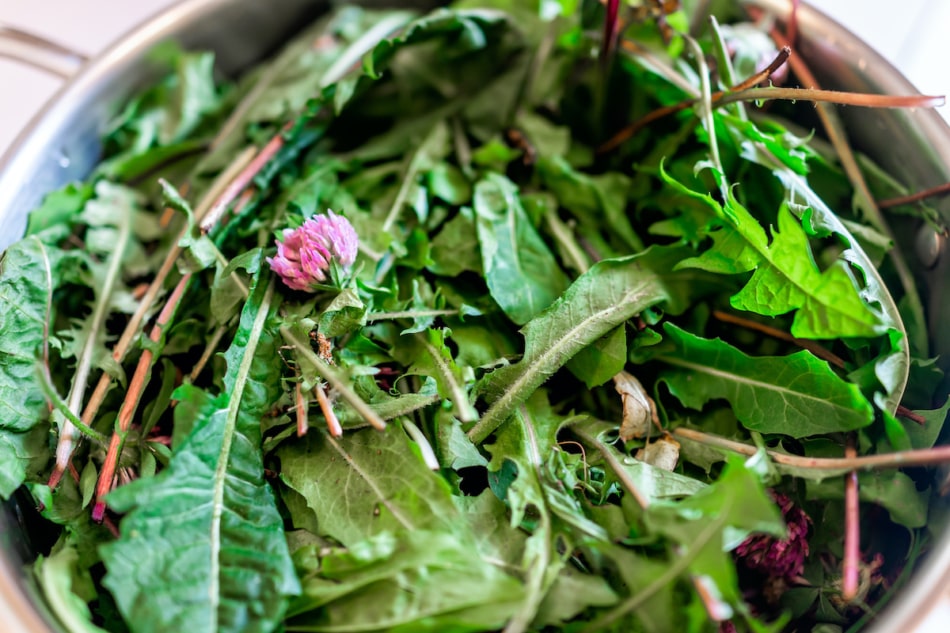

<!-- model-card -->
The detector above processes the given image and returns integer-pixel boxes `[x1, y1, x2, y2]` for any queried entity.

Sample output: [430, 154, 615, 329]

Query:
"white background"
[0, 0, 949, 632]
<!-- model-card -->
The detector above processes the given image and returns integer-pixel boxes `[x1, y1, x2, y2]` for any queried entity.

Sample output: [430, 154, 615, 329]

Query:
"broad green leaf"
[663, 167, 885, 340]
[319, 288, 367, 337]
[472, 246, 703, 443]
[34, 547, 108, 633]
[474, 173, 569, 325]
[287, 529, 524, 632]
[904, 396, 950, 450]
[535, 567, 618, 627]
[538, 156, 643, 254]
[484, 395, 568, 632]
[566, 324, 627, 389]
[427, 162, 472, 204]
[25, 182, 93, 238]
[435, 409, 489, 470]
[762, 151, 908, 415]
[807, 470, 929, 528]
[277, 423, 462, 546]
[656, 323, 874, 438]
[642, 459, 784, 629]
[100, 277, 299, 633]
[428, 211, 482, 277]
[0, 237, 60, 433]
[0, 236, 84, 497]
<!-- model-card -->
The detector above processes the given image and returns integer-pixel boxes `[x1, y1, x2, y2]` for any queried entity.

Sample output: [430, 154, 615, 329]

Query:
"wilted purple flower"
[268, 211, 358, 291]
[735, 490, 811, 580]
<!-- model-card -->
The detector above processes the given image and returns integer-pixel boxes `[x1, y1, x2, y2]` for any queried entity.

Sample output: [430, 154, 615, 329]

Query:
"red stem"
[878, 181, 950, 208]
[314, 381, 342, 438]
[787, 0, 801, 52]
[199, 122, 291, 233]
[92, 273, 191, 522]
[295, 380, 309, 438]
[601, 0, 621, 63]
[842, 438, 860, 601]
[600, 45, 791, 153]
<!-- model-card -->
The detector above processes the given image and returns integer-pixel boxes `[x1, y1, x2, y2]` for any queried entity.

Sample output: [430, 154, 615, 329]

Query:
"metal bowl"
[1, 1, 948, 631]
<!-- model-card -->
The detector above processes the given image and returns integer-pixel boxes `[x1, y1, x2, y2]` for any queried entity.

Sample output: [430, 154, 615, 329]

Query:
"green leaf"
[656, 323, 874, 438]
[287, 529, 524, 632]
[25, 183, 93, 238]
[428, 210, 482, 277]
[407, 328, 478, 423]
[319, 288, 367, 337]
[0, 237, 59, 433]
[277, 423, 462, 546]
[471, 246, 701, 443]
[566, 324, 627, 389]
[427, 162, 472, 204]
[0, 236, 84, 497]
[210, 249, 261, 325]
[590, 459, 783, 631]
[100, 277, 299, 633]
[807, 470, 929, 528]
[474, 173, 569, 325]
[762, 151, 909, 415]
[35, 547, 109, 633]
[162, 51, 220, 144]
[535, 567, 618, 626]
[903, 396, 950, 450]
[663, 167, 885, 339]
[538, 156, 643, 254]
[435, 409, 488, 470]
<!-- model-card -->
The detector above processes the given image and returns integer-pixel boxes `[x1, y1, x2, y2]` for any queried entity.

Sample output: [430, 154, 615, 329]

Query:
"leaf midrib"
[208, 279, 275, 628]
[658, 354, 858, 415]
[472, 275, 658, 442]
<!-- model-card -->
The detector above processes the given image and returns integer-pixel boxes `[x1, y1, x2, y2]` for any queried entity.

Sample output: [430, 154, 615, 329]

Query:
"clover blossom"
[268, 211, 358, 291]
[735, 490, 811, 580]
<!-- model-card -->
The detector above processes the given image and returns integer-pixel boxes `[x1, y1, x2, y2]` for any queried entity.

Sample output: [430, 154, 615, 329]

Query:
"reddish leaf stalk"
[878, 181, 950, 208]
[601, 0, 621, 64]
[716, 86, 944, 110]
[199, 122, 292, 233]
[49, 147, 262, 489]
[711, 309, 846, 368]
[314, 381, 342, 437]
[600, 46, 791, 152]
[92, 273, 191, 522]
[842, 438, 860, 601]
[295, 379, 309, 437]
[673, 427, 950, 471]
[787, 0, 801, 52]
[897, 405, 927, 425]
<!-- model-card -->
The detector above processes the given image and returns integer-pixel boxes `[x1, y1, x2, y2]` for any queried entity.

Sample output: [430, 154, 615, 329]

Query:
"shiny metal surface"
[0, 25, 88, 78]
[1, 1, 949, 632]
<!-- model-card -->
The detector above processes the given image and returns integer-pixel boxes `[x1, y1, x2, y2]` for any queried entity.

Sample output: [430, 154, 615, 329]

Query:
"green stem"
[416, 333, 478, 423]
[367, 309, 459, 321]
[52, 211, 131, 478]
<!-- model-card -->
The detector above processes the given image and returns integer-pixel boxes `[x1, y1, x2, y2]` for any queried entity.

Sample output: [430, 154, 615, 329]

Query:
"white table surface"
[1, 1, 949, 632]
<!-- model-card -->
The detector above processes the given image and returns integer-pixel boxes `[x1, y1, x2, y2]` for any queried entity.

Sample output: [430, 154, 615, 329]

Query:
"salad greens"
[1, 1, 949, 632]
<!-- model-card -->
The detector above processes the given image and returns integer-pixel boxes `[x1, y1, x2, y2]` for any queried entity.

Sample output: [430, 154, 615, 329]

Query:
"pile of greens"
[1, 1, 948, 631]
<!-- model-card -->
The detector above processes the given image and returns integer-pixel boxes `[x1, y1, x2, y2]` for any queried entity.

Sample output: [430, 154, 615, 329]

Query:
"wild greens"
[1, 1, 948, 632]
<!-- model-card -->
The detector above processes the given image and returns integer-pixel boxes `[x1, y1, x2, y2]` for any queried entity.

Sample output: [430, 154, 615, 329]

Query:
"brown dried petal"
[636, 435, 681, 471]
[614, 371, 659, 440]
